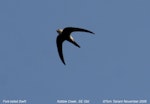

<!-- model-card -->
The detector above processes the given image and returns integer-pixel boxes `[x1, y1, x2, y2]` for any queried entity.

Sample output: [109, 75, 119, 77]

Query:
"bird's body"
[56, 27, 94, 65]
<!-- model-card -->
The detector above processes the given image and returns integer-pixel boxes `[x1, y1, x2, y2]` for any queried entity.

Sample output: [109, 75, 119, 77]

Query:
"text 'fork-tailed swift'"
[56, 27, 95, 65]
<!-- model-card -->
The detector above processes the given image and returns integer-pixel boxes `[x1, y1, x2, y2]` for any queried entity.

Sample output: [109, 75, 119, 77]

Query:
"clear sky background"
[0, 0, 150, 104]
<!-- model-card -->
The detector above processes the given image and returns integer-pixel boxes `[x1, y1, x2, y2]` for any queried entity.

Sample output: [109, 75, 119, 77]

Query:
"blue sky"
[0, 0, 150, 104]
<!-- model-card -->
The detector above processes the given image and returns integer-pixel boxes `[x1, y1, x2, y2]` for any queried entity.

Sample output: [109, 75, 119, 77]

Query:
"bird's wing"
[62, 27, 95, 36]
[56, 36, 66, 65]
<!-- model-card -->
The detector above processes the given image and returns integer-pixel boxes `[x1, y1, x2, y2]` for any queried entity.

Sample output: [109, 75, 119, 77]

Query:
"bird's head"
[57, 29, 63, 34]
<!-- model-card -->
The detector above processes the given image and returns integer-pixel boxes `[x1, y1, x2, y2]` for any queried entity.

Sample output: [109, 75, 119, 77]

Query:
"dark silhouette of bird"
[56, 27, 94, 65]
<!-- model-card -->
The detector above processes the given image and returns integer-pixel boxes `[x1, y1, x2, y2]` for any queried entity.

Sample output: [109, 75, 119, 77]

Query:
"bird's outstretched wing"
[62, 27, 95, 36]
[56, 36, 66, 65]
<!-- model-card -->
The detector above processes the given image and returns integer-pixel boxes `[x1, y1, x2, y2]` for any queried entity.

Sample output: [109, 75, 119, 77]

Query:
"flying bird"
[56, 27, 95, 65]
